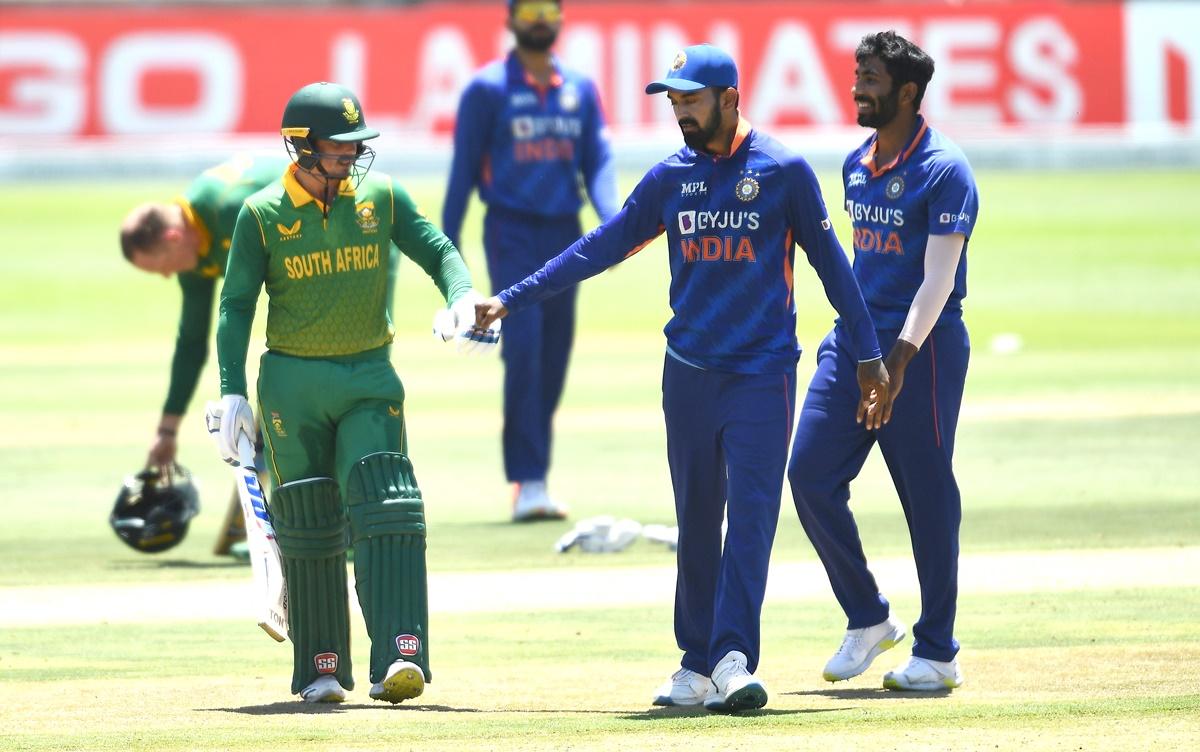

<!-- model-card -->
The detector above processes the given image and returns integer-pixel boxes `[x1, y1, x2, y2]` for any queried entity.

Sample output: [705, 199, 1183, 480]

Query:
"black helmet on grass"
[110, 466, 200, 554]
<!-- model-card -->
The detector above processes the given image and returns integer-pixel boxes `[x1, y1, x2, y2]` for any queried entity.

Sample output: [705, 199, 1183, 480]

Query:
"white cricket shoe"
[822, 615, 907, 682]
[369, 659, 425, 704]
[511, 480, 569, 522]
[652, 667, 717, 707]
[704, 650, 768, 713]
[883, 655, 964, 691]
[299, 675, 346, 704]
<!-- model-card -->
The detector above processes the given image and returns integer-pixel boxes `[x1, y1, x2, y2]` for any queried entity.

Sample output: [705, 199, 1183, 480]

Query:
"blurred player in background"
[474, 44, 890, 712]
[443, 0, 619, 522]
[788, 31, 979, 692]
[120, 154, 287, 555]
[208, 81, 497, 704]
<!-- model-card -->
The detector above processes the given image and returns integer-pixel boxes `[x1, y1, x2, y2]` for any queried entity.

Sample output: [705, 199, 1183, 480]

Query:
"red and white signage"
[1, 1, 1196, 138]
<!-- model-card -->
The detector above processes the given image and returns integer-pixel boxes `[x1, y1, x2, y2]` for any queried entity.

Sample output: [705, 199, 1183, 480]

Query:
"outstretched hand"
[433, 290, 502, 355]
[855, 357, 892, 430]
[474, 296, 509, 330]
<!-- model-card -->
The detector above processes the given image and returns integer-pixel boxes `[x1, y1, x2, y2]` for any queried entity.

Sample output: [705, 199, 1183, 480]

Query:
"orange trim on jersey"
[524, 67, 564, 107]
[481, 154, 493, 187]
[782, 229, 794, 308]
[719, 118, 753, 158]
[860, 119, 929, 178]
[174, 196, 212, 259]
[623, 226, 665, 259]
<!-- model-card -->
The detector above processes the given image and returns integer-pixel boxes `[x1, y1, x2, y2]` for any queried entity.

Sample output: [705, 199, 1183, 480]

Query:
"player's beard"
[515, 25, 559, 52]
[856, 86, 901, 128]
[678, 100, 722, 152]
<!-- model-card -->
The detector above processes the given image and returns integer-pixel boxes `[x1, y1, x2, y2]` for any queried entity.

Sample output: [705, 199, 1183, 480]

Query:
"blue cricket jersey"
[844, 116, 979, 330]
[442, 51, 620, 248]
[499, 121, 881, 375]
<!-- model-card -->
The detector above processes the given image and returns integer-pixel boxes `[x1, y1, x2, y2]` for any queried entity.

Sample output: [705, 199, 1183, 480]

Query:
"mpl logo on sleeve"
[395, 633, 421, 657]
[314, 652, 339, 674]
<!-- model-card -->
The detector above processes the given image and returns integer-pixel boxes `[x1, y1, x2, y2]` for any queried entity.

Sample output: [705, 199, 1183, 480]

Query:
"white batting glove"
[433, 290, 502, 355]
[204, 395, 256, 467]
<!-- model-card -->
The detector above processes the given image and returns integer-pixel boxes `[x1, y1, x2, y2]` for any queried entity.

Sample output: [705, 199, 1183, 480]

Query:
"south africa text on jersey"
[284, 243, 383, 280]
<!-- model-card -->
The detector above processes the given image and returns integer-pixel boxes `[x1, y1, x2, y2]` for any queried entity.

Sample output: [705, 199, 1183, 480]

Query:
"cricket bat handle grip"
[237, 433, 257, 471]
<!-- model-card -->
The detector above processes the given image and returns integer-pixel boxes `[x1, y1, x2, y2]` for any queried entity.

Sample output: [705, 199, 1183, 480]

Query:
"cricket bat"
[232, 434, 289, 642]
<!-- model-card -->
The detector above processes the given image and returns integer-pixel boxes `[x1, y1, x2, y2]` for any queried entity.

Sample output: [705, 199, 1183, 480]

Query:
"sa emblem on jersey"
[387, 405, 401, 418]
[735, 176, 760, 203]
[277, 219, 302, 240]
[885, 175, 905, 200]
[355, 201, 379, 232]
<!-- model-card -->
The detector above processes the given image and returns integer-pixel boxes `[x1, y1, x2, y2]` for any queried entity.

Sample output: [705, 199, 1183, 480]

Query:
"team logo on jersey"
[199, 264, 221, 279]
[885, 175, 905, 200]
[342, 98, 360, 125]
[270, 411, 287, 438]
[512, 116, 535, 140]
[395, 634, 421, 657]
[671, 51, 687, 71]
[355, 201, 379, 232]
[559, 82, 580, 113]
[735, 176, 760, 202]
[387, 405, 401, 418]
[277, 219, 302, 240]
[314, 652, 339, 674]
[847, 171, 868, 188]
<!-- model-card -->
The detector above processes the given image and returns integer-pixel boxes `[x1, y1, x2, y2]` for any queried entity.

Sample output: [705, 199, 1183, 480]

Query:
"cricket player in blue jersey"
[788, 31, 980, 692]
[475, 44, 891, 712]
[443, 0, 619, 522]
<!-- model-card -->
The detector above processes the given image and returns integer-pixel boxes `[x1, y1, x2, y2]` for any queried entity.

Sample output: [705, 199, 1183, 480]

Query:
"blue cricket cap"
[645, 44, 738, 94]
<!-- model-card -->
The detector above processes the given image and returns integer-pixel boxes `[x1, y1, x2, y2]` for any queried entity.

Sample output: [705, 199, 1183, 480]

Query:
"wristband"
[157, 426, 178, 438]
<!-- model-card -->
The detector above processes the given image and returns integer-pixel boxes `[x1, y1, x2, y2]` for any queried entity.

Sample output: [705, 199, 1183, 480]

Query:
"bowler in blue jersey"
[788, 31, 980, 692]
[443, 0, 619, 522]
[474, 44, 891, 712]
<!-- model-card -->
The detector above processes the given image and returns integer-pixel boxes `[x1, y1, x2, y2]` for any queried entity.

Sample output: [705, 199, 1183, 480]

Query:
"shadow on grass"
[205, 703, 482, 715]
[620, 706, 844, 721]
[205, 703, 832, 717]
[785, 687, 954, 701]
[109, 560, 247, 571]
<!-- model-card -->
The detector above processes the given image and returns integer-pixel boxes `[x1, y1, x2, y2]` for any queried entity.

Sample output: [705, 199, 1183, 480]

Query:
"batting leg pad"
[271, 478, 353, 695]
[346, 452, 431, 683]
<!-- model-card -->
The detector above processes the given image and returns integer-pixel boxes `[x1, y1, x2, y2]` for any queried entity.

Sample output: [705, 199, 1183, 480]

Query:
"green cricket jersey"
[164, 154, 288, 415]
[217, 164, 473, 396]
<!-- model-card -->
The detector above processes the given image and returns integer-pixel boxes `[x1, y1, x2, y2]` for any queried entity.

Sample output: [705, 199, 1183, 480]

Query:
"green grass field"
[0, 168, 1198, 750]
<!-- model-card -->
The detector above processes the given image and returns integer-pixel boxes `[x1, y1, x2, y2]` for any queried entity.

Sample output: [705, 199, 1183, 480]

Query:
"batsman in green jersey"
[207, 81, 500, 705]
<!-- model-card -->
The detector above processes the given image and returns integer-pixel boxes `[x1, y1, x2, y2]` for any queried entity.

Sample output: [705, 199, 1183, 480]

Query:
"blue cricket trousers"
[484, 207, 583, 483]
[663, 353, 797, 675]
[788, 320, 970, 662]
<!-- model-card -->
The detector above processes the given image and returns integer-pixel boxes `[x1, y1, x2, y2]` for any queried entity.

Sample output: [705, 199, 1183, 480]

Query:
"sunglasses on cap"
[513, 1, 562, 24]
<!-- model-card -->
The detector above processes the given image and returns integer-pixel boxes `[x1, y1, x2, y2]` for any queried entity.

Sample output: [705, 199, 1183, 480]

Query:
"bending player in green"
[120, 154, 288, 555]
[207, 81, 500, 704]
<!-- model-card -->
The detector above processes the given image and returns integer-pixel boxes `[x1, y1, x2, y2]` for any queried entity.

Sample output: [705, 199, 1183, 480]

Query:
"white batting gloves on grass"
[433, 290, 501, 355]
[205, 395, 256, 466]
